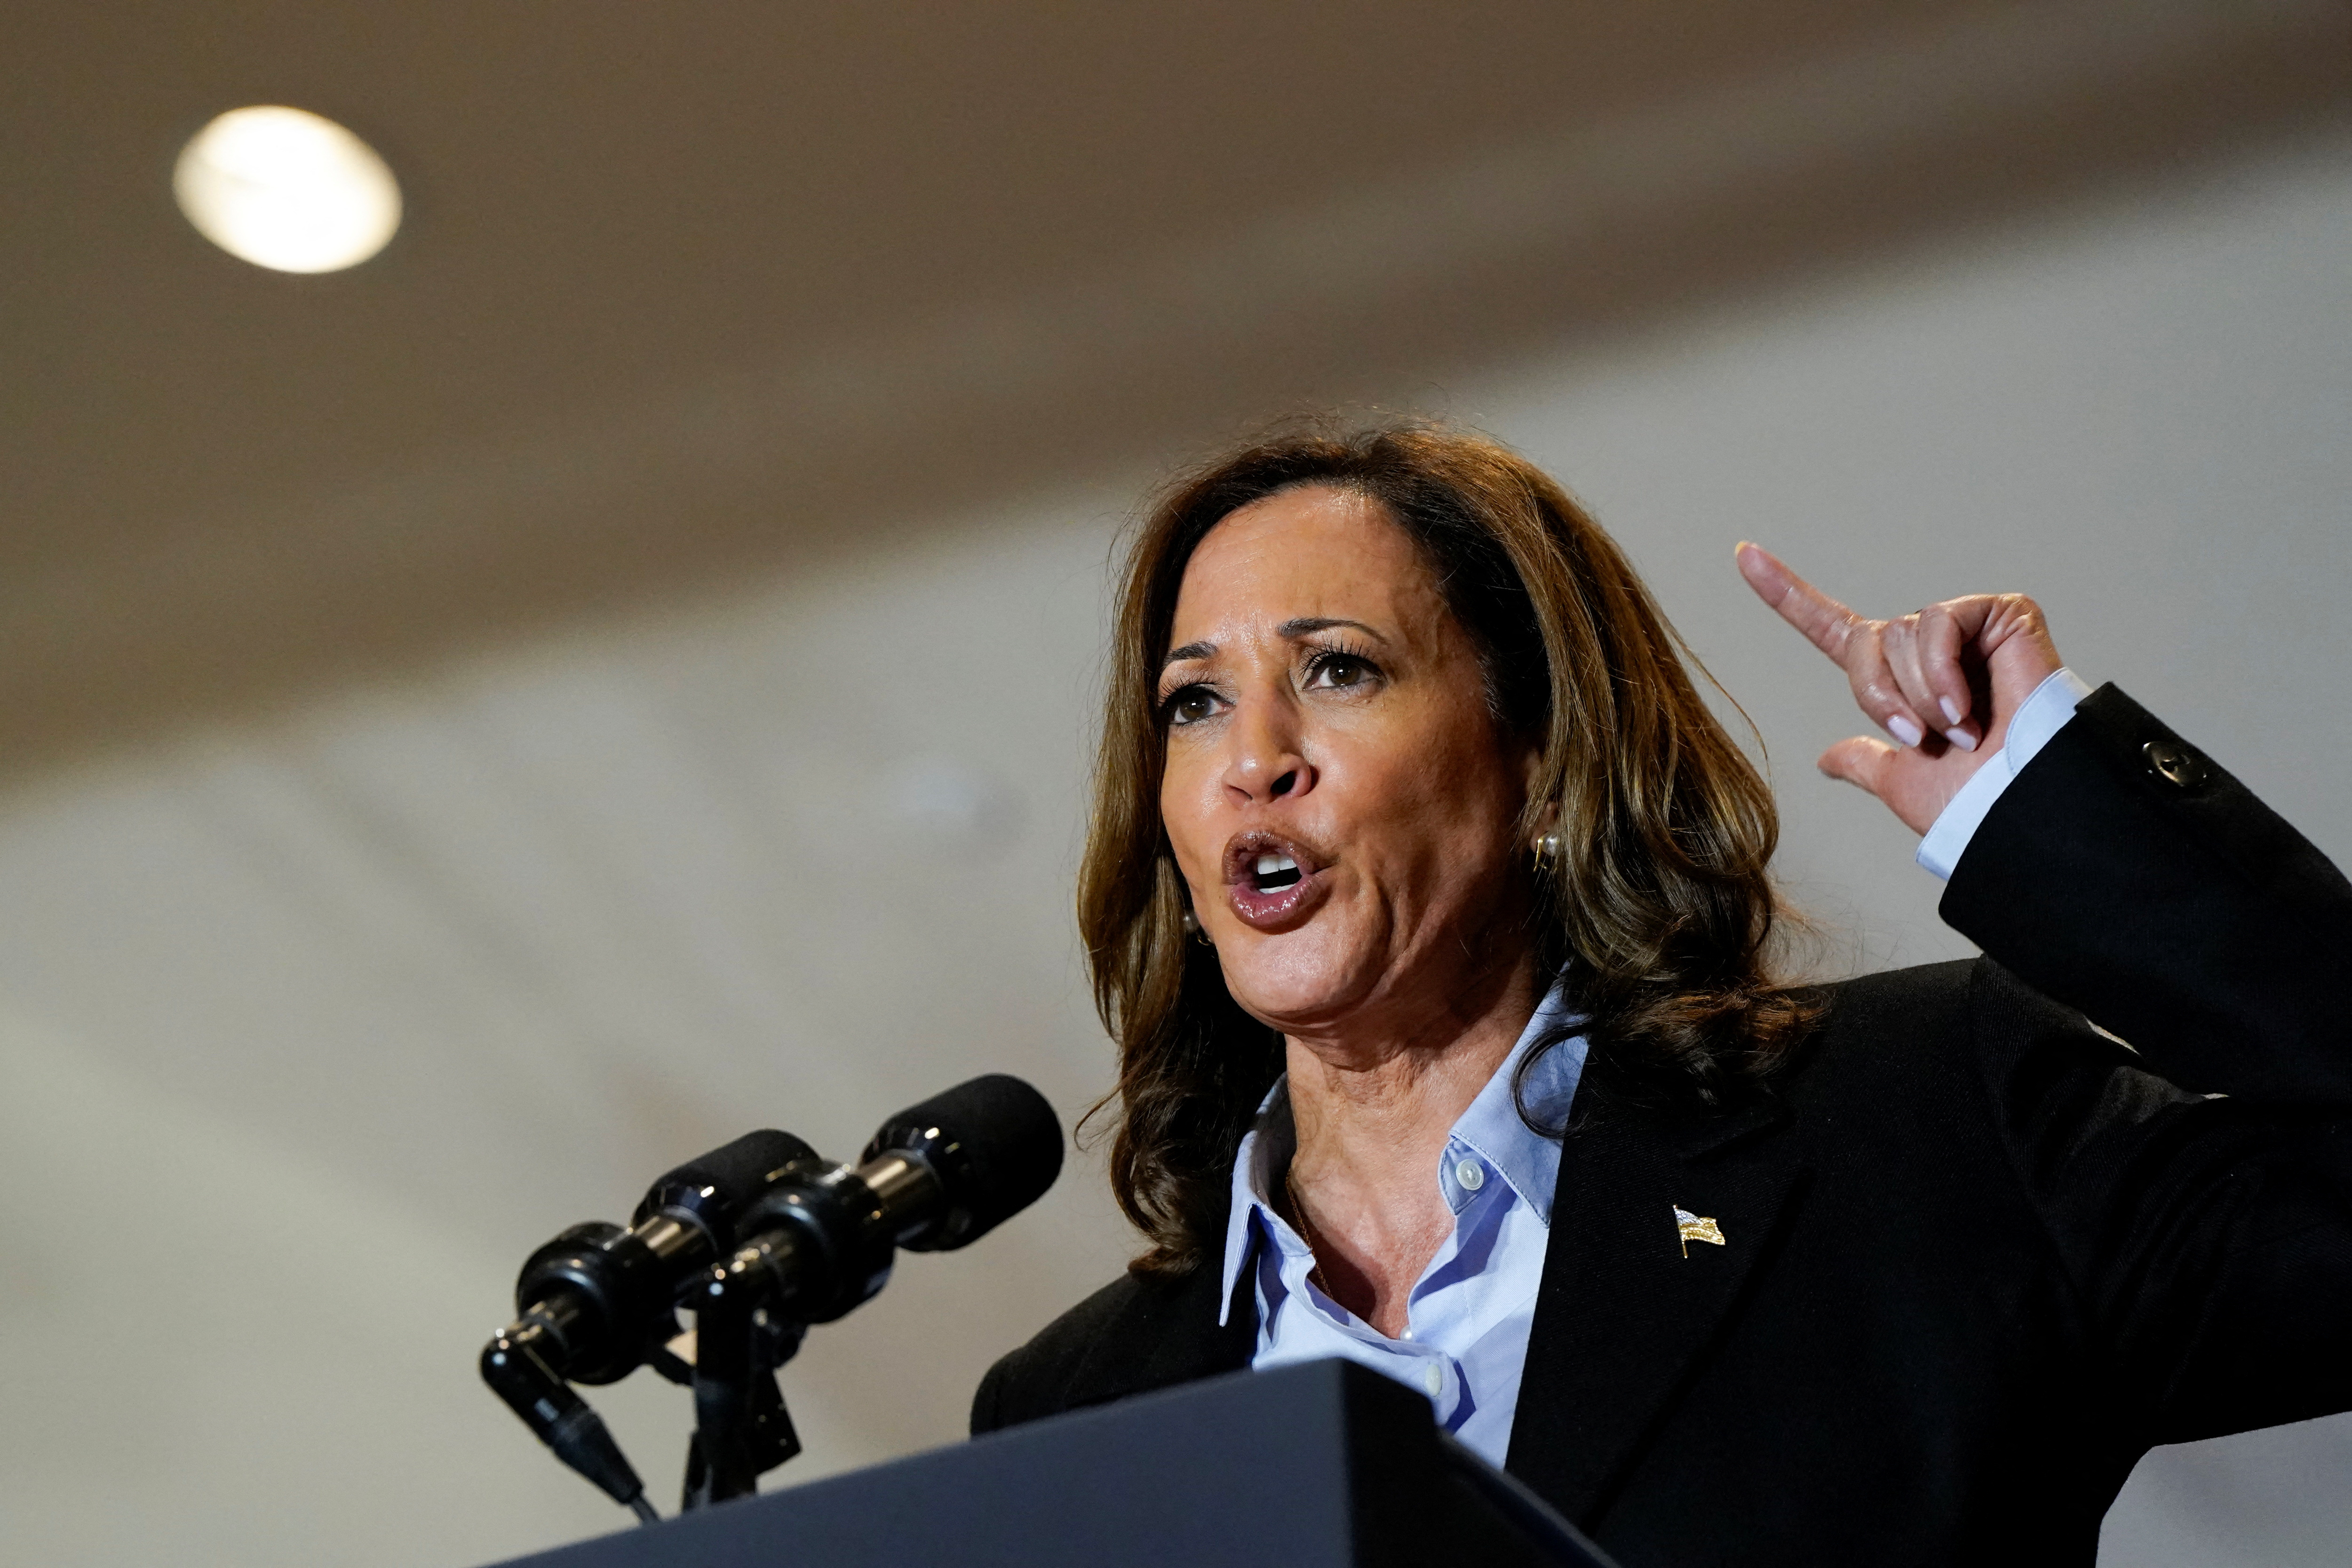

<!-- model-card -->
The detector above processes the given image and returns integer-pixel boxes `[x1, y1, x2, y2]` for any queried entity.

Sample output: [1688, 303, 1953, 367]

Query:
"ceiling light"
[174, 106, 402, 274]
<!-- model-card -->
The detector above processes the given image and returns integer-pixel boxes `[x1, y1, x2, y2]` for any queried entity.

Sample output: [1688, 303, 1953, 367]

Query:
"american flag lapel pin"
[1674, 1205, 1725, 1258]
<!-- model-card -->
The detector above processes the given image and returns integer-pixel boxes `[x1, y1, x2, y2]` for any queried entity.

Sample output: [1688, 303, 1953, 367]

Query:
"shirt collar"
[1216, 974, 1586, 1324]
[1449, 978, 1584, 1224]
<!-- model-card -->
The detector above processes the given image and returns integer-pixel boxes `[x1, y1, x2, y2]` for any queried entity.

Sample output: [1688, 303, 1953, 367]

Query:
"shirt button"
[1422, 1363, 1444, 1396]
[1454, 1158, 1484, 1192]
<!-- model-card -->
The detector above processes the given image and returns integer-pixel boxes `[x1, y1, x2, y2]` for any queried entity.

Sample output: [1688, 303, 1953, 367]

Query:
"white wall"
[0, 131, 2343, 1566]
[1470, 133, 2352, 974]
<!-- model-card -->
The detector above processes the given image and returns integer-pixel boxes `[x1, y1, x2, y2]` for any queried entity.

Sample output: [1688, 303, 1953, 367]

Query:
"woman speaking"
[970, 423, 2352, 1565]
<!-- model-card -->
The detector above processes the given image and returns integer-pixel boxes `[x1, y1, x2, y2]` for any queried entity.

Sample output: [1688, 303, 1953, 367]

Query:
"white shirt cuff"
[1915, 668, 2094, 881]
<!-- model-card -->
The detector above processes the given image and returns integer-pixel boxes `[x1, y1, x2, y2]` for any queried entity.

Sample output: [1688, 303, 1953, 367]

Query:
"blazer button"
[2143, 739, 2209, 790]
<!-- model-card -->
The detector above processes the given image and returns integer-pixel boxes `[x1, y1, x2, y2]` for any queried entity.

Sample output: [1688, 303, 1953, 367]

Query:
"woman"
[971, 423, 2352, 1566]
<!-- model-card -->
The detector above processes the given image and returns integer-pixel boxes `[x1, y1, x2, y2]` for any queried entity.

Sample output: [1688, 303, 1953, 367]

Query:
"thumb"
[1817, 735, 1899, 798]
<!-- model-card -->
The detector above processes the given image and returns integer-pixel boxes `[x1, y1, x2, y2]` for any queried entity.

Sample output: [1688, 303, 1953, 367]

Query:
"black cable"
[481, 1318, 657, 1520]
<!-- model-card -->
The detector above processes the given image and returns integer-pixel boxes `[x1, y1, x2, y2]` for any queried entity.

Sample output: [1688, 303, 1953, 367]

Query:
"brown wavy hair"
[1079, 421, 1818, 1275]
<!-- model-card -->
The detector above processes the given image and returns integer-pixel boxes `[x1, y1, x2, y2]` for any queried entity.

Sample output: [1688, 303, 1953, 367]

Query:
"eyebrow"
[1281, 616, 1387, 642]
[1158, 618, 1389, 673]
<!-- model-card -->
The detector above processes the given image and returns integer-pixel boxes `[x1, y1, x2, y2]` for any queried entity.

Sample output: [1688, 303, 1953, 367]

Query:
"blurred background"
[2, 2, 2348, 1563]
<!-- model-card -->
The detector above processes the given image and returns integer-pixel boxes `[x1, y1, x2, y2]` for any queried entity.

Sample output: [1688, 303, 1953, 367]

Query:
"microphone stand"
[682, 1293, 804, 1510]
[675, 1137, 969, 1509]
[681, 1151, 898, 1511]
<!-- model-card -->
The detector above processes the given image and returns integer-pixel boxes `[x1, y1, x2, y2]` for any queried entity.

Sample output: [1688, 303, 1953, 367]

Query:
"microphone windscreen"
[865, 1074, 1064, 1251]
[636, 1128, 816, 1228]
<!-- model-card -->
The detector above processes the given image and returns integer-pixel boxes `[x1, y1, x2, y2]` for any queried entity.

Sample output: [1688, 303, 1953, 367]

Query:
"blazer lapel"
[1504, 1090, 1808, 1527]
[1058, 1232, 1257, 1412]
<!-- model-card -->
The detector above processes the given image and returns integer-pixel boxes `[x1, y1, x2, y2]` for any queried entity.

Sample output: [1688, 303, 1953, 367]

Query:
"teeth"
[1251, 851, 1304, 893]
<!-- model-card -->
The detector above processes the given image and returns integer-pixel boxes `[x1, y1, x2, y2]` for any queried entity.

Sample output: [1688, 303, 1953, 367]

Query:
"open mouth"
[1221, 832, 1329, 930]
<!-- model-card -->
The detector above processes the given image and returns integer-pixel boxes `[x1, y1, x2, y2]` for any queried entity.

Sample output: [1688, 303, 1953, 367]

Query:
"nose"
[1221, 698, 1315, 807]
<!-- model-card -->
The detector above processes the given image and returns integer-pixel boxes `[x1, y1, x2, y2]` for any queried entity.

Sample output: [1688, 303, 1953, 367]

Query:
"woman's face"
[1158, 485, 1541, 1042]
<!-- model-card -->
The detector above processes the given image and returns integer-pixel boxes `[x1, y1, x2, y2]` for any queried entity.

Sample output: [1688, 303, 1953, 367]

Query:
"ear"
[1517, 737, 1553, 817]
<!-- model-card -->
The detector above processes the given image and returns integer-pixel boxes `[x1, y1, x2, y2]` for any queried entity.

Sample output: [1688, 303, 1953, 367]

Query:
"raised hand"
[1735, 543, 2062, 835]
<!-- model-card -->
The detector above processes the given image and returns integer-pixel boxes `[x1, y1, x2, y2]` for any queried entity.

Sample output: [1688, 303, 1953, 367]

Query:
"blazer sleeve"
[1942, 683, 2352, 1102]
[969, 1356, 1009, 1436]
[1940, 684, 2352, 1441]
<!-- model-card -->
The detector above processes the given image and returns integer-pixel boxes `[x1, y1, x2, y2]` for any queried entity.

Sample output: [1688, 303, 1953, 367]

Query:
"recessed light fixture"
[174, 105, 402, 274]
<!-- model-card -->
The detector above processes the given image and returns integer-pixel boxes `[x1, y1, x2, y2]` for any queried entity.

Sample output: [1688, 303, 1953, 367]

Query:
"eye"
[1303, 648, 1380, 692]
[1161, 684, 1224, 727]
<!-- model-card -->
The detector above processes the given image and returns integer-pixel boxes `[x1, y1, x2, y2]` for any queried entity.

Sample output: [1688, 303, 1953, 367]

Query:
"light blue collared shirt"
[1217, 670, 2090, 1463]
[1218, 981, 1586, 1466]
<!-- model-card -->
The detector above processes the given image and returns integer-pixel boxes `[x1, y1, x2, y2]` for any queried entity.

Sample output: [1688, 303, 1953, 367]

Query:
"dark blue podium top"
[491, 1358, 1615, 1568]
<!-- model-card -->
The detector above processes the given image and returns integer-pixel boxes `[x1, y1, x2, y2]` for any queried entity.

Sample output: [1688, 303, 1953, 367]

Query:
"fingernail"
[1944, 728, 1979, 752]
[1888, 714, 1924, 747]
[1939, 698, 1963, 726]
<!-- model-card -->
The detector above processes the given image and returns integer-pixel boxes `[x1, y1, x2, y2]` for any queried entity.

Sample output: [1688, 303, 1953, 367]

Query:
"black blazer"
[971, 686, 2352, 1567]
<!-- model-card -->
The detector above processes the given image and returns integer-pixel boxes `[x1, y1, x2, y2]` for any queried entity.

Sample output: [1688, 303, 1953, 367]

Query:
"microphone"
[688, 1075, 1062, 1500]
[701, 1074, 1064, 1321]
[480, 1128, 813, 1516]
[479, 1075, 1064, 1518]
[869, 1071, 1068, 1253]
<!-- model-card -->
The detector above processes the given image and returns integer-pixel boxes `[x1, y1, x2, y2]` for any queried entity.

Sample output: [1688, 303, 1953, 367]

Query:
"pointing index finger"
[1736, 542, 1861, 661]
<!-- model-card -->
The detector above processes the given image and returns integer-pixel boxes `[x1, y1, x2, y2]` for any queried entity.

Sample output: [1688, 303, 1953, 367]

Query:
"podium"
[489, 1359, 1618, 1568]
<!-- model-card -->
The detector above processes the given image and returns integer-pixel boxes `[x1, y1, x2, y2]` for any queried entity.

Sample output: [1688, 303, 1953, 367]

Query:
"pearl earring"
[1532, 830, 1563, 872]
[1181, 907, 1212, 946]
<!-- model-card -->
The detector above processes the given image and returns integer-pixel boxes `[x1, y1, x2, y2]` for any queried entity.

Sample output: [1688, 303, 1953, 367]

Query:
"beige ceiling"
[4, 0, 2345, 782]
